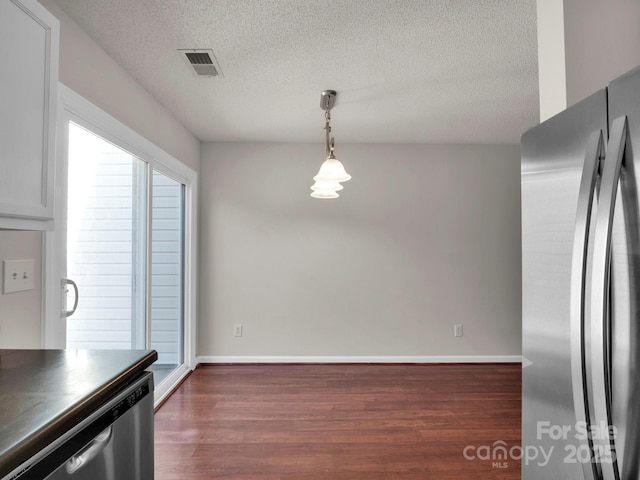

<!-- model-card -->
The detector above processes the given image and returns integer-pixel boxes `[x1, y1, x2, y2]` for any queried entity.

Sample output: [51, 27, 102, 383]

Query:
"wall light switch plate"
[3, 259, 35, 294]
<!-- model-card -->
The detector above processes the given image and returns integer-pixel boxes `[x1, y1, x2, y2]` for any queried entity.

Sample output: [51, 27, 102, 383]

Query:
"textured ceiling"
[52, 0, 539, 144]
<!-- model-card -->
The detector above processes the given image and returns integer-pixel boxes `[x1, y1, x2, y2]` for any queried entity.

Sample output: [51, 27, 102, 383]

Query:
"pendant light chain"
[310, 90, 351, 199]
[324, 109, 334, 158]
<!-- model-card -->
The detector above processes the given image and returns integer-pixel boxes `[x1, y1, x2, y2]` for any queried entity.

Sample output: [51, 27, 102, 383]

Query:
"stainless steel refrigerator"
[522, 66, 640, 479]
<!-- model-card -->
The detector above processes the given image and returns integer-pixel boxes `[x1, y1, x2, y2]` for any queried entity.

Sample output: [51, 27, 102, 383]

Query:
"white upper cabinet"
[0, 0, 59, 230]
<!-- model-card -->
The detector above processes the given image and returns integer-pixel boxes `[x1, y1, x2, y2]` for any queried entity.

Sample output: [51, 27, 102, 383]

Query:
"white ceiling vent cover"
[178, 49, 223, 77]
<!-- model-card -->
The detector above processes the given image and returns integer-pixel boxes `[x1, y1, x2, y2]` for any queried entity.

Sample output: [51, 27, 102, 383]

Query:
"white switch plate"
[3, 259, 35, 294]
[234, 324, 243, 337]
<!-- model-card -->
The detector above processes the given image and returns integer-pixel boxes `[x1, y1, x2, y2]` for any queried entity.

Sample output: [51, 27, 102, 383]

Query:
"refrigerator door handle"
[591, 115, 628, 480]
[570, 129, 604, 480]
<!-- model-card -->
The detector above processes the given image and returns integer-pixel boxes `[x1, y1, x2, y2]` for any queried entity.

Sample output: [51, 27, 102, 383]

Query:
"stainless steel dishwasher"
[8, 372, 154, 480]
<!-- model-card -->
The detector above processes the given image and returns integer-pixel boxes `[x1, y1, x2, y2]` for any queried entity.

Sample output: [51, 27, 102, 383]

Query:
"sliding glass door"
[150, 169, 185, 384]
[43, 85, 197, 407]
[64, 122, 186, 388]
[66, 123, 147, 351]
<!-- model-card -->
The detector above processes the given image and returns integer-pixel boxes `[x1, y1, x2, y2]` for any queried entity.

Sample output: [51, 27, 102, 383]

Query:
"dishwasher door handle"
[65, 426, 113, 474]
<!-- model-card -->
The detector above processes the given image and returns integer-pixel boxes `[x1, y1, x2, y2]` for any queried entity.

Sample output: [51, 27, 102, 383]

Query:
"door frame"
[43, 84, 198, 403]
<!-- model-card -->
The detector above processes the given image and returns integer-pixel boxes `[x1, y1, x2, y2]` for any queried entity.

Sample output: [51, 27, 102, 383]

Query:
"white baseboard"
[195, 355, 522, 366]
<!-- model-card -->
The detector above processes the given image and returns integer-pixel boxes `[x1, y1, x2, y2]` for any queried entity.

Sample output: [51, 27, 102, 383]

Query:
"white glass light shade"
[313, 158, 351, 183]
[310, 188, 339, 199]
[311, 179, 343, 192]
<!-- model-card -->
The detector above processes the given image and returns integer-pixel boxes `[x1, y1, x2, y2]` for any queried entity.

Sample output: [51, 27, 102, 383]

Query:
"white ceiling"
[52, 0, 539, 144]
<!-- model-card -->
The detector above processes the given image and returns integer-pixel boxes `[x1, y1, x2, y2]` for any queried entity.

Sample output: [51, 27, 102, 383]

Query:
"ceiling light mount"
[320, 90, 336, 111]
[311, 90, 351, 199]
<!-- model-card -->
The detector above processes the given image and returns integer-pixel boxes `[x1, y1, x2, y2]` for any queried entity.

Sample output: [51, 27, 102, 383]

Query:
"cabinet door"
[0, 0, 59, 229]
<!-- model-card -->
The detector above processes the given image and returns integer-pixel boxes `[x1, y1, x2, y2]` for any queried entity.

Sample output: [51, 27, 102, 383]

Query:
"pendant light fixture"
[311, 90, 351, 199]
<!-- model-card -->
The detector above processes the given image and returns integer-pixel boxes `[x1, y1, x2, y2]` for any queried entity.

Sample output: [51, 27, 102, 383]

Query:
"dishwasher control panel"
[107, 382, 150, 423]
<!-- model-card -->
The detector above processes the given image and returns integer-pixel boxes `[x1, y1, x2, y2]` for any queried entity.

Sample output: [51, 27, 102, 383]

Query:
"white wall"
[199, 142, 522, 359]
[536, 0, 567, 121]
[0, 232, 42, 348]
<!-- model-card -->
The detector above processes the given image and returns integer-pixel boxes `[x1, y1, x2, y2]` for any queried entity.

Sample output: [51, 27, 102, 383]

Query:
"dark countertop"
[0, 349, 157, 479]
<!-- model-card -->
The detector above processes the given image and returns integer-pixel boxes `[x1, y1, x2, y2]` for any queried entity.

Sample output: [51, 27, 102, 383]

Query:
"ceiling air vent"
[178, 49, 223, 77]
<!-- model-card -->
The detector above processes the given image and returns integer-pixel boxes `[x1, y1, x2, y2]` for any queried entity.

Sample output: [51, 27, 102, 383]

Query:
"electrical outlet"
[234, 324, 243, 337]
[454, 324, 463, 337]
[3, 259, 35, 294]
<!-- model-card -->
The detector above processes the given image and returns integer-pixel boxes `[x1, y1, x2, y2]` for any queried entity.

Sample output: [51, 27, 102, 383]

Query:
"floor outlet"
[454, 324, 463, 337]
[234, 324, 243, 337]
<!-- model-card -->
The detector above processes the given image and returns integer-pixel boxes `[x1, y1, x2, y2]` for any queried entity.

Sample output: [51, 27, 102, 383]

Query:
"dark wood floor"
[154, 364, 521, 479]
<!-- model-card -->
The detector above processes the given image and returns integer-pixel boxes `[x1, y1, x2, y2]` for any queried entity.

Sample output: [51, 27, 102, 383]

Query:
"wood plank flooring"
[154, 364, 521, 479]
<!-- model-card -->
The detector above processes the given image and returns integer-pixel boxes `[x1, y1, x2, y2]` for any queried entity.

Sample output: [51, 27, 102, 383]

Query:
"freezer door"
[605, 66, 640, 480]
[521, 89, 607, 479]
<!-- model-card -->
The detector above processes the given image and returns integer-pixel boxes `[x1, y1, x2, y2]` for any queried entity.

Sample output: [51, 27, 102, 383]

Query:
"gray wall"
[199, 142, 522, 358]
[564, 0, 640, 107]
